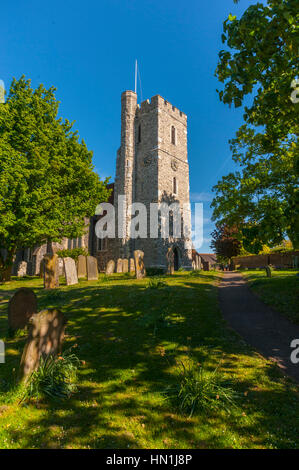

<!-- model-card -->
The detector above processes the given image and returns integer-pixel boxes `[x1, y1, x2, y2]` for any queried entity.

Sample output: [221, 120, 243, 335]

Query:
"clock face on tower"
[171, 159, 178, 171]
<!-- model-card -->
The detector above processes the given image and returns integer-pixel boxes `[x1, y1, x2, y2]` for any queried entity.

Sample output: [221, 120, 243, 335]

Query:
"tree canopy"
[0, 76, 110, 274]
[211, 0, 299, 252]
[210, 223, 242, 263]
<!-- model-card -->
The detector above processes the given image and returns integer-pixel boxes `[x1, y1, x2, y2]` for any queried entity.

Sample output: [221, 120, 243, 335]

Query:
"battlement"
[136, 94, 187, 121]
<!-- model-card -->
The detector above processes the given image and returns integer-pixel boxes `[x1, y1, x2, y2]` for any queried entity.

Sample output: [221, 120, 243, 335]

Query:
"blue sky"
[1, 0, 257, 252]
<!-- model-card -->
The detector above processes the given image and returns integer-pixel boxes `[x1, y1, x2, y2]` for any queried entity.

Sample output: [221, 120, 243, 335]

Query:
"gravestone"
[134, 250, 146, 279]
[106, 259, 115, 275]
[8, 288, 37, 331]
[17, 261, 27, 277]
[58, 258, 65, 277]
[39, 258, 44, 278]
[203, 261, 210, 271]
[19, 309, 67, 380]
[265, 266, 272, 278]
[116, 258, 123, 273]
[44, 254, 59, 288]
[166, 248, 174, 275]
[63, 257, 78, 285]
[77, 255, 87, 278]
[122, 259, 129, 273]
[129, 258, 135, 273]
[87, 256, 98, 280]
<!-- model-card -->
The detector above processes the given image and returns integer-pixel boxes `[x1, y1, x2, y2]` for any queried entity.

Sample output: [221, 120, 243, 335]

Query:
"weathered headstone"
[63, 257, 78, 285]
[122, 259, 129, 273]
[58, 258, 65, 277]
[116, 258, 123, 273]
[77, 255, 87, 278]
[134, 250, 146, 279]
[106, 259, 115, 275]
[44, 254, 59, 288]
[166, 248, 174, 275]
[19, 309, 67, 380]
[17, 261, 27, 277]
[202, 261, 210, 271]
[129, 258, 135, 273]
[87, 256, 98, 280]
[39, 258, 44, 278]
[8, 288, 37, 331]
[265, 266, 272, 278]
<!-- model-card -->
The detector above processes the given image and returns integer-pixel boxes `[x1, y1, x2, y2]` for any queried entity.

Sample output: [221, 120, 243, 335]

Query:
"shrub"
[56, 248, 88, 261]
[20, 347, 81, 403]
[165, 359, 239, 417]
[189, 269, 201, 277]
[147, 278, 167, 289]
[146, 267, 165, 276]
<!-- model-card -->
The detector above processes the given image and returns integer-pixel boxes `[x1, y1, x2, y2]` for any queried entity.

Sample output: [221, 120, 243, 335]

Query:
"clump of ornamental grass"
[20, 346, 81, 403]
[165, 359, 239, 417]
[147, 277, 167, 289]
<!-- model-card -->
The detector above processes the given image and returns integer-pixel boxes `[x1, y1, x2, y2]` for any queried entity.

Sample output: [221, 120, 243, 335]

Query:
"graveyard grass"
[242, 270, 299, 325]
[0, 272, 298, 449]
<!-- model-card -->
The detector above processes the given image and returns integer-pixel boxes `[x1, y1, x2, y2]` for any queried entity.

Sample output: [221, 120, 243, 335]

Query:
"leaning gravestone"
[166, 247, 174, 275]
[106, 259, 115, 275]
[44, 254, 59, 288]
[87, 256, 98, 280]
[63, 257, 78, 285]
[122, 259, 129, 273]
[8, 288, 37, 331]
[17, 261, 27, 277]
[77, 255, 87, 278]
[116, 258, 123, 273]
[129, 258, 135, 273]
[19, 309, 67, 380]
[134, 250, 146, 279]
[265, 266, 272, 278]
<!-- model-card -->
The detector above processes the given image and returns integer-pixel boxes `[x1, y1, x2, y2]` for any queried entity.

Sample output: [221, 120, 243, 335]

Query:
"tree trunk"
[46, 239, 54, 255]
[0, 246, 16, 282]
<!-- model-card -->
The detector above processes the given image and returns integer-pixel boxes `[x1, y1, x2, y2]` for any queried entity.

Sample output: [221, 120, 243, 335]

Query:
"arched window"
[138, 124, 141, 143]
[173, 177, 177, 195]
[171, 125, 176, 145]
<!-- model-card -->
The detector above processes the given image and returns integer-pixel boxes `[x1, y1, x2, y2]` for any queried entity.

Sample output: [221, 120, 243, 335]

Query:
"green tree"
[211, 0, 299, 252]
[0, 76, 110, 279]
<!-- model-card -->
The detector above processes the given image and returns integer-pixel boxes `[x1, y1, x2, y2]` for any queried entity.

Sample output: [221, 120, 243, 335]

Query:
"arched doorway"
[173, 247, 179, 271]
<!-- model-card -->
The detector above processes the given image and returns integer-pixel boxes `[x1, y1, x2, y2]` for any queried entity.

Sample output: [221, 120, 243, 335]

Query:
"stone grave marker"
[116, 258, 123, 273]
[129, 258, 135, 273]
[17, 261, 27, 277]
[87, 256, 98, 280]
[106, 259, 115, 275]
[122, 259, 129, 273]
[166, 247, 174, 275]
[44, 254, 59, 288]
[63, 257, 78, 285]
[134, 250, 146, 279]
[19, 309, 67, 380]
[77, 255, 87, 278]
[8, 288, 37, 331]
[202, 261, 210, 271]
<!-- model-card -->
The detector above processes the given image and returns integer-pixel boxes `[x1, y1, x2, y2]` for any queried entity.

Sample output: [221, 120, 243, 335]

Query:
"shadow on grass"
[0, 273, 298, 448]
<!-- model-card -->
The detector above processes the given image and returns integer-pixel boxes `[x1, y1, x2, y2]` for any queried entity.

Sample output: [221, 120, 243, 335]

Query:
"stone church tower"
[113, 91, 193, 270]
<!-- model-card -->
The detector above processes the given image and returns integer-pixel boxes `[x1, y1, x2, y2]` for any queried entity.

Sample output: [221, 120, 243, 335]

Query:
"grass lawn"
[242, 270, 299, 324]
[0, 272, 298, 449]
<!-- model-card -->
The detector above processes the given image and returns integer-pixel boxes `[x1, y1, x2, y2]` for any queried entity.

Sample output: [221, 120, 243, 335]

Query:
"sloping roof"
[198, 253, 217, 264]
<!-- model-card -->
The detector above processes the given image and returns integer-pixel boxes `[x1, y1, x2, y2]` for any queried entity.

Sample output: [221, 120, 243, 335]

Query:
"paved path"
[218, 272, 299, 383]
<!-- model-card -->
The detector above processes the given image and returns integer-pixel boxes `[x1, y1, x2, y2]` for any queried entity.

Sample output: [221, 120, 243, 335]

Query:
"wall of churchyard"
[232, 251, 299, 269]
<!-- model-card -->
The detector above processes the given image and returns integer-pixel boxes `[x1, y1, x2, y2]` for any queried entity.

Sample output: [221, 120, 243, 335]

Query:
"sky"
[1, 0, 258, 252]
